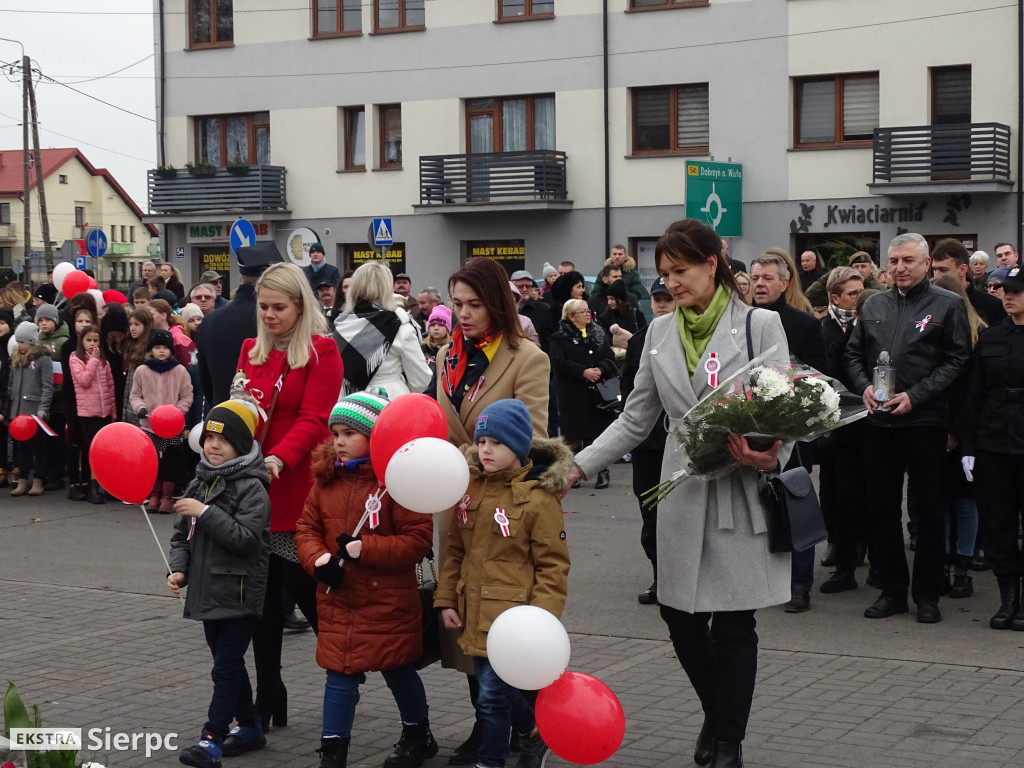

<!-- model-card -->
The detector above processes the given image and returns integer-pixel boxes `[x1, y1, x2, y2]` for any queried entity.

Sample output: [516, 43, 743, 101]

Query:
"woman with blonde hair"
[333, 260, 431, 397]
[234, 262, 344, 735]
[159, 262, 186, 302]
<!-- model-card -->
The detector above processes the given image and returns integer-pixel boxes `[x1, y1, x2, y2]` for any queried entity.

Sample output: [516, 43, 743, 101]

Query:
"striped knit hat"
[329, 389, 390, 436]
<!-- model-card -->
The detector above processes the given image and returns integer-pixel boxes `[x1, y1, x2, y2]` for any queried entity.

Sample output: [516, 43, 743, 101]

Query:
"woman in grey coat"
[565, 220, 791, 768]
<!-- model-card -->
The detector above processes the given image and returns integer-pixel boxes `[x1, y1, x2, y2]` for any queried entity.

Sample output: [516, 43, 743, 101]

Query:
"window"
[110, 225, 117, 242]
[498, 0, 553, 20]
[189, 0, 233, 47]
[629, 0, 709, 9]
[374, 0, 424, 32]
[195, 112, 270, 165]
[121, 225, 127, 242]
[631, 83, 709, 155]
[466, 95, 556, 153]
[130, 226, 136, 243]
[58, 174, 68, 184]
[0, 203, 10, 224]
[74, 206, 84, 227]
[932, 66, 971, 125]
[794, 73, 878, 148]
[378, 104, 403, 169]
[344, 107, 366, 170]
[313, 0, 362, 37]
[1, 247, 11, 267]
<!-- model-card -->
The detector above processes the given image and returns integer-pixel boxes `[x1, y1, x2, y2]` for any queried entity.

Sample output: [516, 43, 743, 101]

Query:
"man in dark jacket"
[845, 233, 971, 624]
[751, 252, 828, 613]
[931, 238, 1005, 328]
[301, 243, 340, 292]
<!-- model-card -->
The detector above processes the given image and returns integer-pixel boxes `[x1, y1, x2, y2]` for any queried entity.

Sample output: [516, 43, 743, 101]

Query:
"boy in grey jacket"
[168, 399, 271, 768]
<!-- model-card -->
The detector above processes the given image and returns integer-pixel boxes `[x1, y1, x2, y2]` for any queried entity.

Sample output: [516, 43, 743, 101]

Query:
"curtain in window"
[191, 1, 211, 44]
[501, 0, 526, 16]
[799, 80, 835, 144]
[348, 109, 365, 166]
[534, 96, 556, 150]
[256, 126, 271, 165]
[406, 0, 424, 26]
[635, 88, 670, 151]
[317, 1, 337, 33]
[226, 116, 248, 163]
[503, 99, 527, 152]
[470, 115, 493, 154]
[842, 76, 878, 141]
[676, 85, 709, 149]
[344, 0, 361, 31]
[217, 0, 233, 42]
[378, 0, 399, 28]
[383, 107, 402, 164]
[200, 117, 221, 165]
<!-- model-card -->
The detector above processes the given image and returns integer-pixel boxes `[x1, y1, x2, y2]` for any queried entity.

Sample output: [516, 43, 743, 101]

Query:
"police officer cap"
[1001, 266, 1024, 292]
[236, 242, 284, 277]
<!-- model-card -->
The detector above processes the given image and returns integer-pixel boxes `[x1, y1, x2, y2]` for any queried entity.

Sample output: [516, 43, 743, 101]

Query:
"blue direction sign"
[229, 219, 257, 257]
[74, 255, 87, 270]
[372, 218, 394, 247]
[86, 229, 108, 258]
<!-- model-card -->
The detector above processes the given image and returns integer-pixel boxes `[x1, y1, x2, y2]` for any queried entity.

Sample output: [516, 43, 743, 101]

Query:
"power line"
[0, 108, 155, 164]
[1, 58, 154, 121]
[57, 54, 154, 85]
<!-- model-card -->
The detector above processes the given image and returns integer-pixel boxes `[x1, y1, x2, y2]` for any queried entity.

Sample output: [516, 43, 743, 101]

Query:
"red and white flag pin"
[457, 494, 470, 524]
[365, 492, 382, 529]
[704, 352, 721, 388]
[494, 508, 510, 537]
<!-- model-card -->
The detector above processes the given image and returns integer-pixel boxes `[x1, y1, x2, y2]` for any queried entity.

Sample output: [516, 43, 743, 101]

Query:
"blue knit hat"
[474, 399, 533, 464]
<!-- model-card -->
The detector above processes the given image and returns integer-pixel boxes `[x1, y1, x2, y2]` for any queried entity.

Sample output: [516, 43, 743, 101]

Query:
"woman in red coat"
[234, 262, 344, 734]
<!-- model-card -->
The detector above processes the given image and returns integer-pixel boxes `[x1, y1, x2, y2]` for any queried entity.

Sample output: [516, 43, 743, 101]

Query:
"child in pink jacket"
[69, 323, 116, 504]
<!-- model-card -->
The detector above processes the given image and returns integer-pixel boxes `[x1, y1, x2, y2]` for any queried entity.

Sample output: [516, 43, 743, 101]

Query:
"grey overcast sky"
[0, 1, 156, 209]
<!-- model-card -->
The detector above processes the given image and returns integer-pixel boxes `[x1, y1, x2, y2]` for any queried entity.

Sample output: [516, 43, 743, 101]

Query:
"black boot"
[67, 483, 87, 501]
[384, 720, 438, 768]
[257, 685, 287, 731]
[693, 718, 714, 766]
[317, 736, 349, 768]
[448, 720, 481, 765]
[595, 469, 610, 489]
[820, 542, 837, 567]
[990, 577, 1020, 630]
[950, 555, 973, 599]
[710, 740, 743, 768]
[87, 480, 105, 505]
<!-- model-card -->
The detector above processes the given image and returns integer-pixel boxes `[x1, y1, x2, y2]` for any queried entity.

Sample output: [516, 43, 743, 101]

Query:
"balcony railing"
[148, 165, 287, 214]
[419, 150, 568, 206]
[0, 223, 15, 240]
[872, 123, 1011, 185]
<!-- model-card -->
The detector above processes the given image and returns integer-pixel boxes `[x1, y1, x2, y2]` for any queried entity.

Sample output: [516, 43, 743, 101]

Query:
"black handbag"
[591, 376, 622, 412]
[416, 553, 441, 670]
[759, 466, 828, 553]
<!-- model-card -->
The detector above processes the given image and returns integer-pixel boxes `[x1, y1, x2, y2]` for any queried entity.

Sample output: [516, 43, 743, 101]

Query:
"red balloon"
[90, 422, 158, 504]
[536, 672, 625, 765]
[150, 404, 185, 439]
[86, 275, 98, 290]
[369, 393, 448, 483]
[9, 414, 38, 441]
[62, 270, 91, 298]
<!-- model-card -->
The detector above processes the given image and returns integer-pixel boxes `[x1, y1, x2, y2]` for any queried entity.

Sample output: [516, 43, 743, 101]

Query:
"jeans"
[947, 498, 979, 558]
[473, 657, 535, 767]
[322, 664, 428, 739]
[202, 616, 259, 740]
[791, 547, 815, 592]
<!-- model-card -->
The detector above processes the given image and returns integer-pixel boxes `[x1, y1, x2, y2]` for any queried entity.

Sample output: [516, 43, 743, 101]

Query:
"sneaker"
[510, 730, 531, 753]
[221, 724, 266, 757]
[819, 570, 857, 594]
[637, 583, 658, 605]
[515, 731, 550, 768]
[179, 734, 223, 768]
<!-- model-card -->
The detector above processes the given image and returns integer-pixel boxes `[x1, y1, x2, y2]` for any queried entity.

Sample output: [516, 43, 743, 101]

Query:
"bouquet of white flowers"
[642, 347, 867, 507]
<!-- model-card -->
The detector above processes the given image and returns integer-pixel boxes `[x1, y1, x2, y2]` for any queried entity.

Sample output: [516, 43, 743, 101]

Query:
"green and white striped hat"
[329, 389, 390, 436]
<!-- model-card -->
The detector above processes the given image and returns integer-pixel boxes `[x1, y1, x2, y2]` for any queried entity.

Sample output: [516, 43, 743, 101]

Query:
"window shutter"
[635, 88, 670, 151]
[798, 80, 835, 144]
[842, 75, 878, 141]
[676, 84, 709, 149]
[933, 67, 971, 124]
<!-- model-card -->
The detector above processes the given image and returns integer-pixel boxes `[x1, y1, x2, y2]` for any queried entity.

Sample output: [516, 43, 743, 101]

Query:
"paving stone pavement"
[5, 477, 1024, 767]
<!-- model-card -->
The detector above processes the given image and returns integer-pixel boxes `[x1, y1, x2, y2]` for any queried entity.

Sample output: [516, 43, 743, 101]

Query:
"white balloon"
[486, 605, 571, 690]
[188, 423, 205, 454]
[384, 437, 469, 514]
[7, 334, 16, 356]
[52, 262, 75, 292]
[87, 288, 106, 311]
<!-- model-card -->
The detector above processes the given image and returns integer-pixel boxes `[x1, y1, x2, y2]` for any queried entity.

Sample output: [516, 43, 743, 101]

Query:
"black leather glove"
[336, 533, 361, 561]
[137, 407, 148, 419]
[314, 558, 344, 588]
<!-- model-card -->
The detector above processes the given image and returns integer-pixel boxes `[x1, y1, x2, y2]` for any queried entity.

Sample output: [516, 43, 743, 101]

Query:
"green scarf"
[675, 284, 732, 377]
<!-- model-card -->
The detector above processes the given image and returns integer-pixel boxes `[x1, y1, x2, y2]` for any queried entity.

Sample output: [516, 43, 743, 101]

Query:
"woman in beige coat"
[434, 256, 549, 764]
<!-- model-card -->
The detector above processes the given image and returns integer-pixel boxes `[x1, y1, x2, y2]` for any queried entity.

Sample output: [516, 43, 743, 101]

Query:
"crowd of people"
[2, 224, 1023, 768]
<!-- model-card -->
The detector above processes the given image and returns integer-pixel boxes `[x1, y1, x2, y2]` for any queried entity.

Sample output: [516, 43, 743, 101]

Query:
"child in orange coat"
[295, 391, 435, 768]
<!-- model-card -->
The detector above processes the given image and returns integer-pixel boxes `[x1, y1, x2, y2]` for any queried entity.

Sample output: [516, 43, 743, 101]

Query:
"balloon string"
[137, 503, 183, 600]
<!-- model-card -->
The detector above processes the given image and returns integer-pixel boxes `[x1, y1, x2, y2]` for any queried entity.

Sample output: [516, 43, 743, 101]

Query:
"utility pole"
[27, 65, 53, 275]
[21, 54, 30, 284]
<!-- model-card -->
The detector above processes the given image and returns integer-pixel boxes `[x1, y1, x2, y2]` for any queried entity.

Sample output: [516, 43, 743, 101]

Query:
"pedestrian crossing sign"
[372, 218, 394, 246]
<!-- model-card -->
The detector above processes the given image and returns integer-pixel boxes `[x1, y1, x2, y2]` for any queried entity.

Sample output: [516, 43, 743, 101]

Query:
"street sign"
[372, 218, 393, 247]
[685, 160, 742, 237]
[229, 219, 257, 257]
[74, 255, 87, 270]
[86, 228, 108, 258]
[175, 246, 185, 259]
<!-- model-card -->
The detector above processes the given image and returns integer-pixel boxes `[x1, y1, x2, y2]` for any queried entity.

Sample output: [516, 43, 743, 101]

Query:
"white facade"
[149, 0, 1019, 290]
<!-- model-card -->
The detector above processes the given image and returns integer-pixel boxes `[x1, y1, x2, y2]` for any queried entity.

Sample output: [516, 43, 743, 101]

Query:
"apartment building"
[148, 0, 1019, 289]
